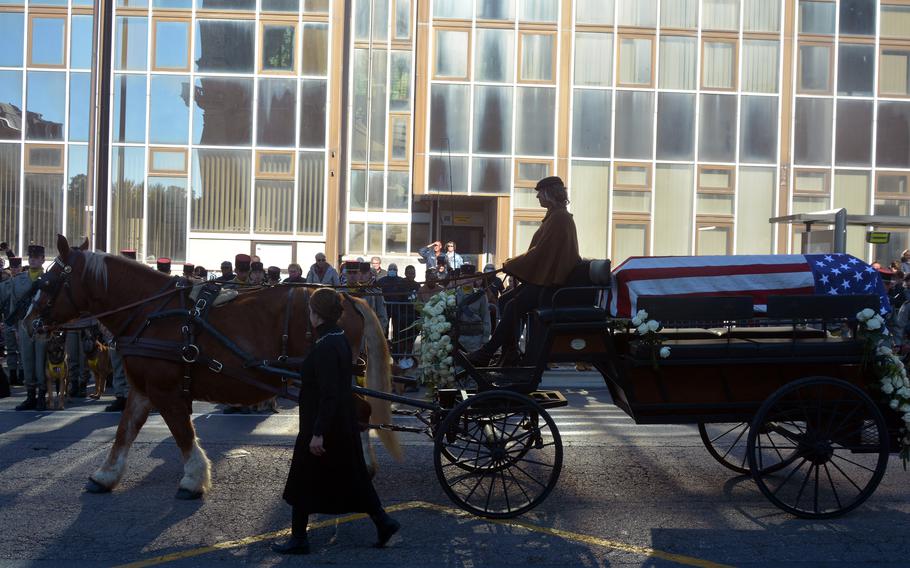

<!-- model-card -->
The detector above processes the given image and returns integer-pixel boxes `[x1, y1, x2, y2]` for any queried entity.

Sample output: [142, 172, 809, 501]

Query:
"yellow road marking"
[114, 500, 733, 568]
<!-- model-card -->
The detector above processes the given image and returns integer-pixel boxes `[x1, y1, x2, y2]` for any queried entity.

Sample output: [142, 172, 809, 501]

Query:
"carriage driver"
[12, 245, 49, 410]
[465, 176, 580, 366]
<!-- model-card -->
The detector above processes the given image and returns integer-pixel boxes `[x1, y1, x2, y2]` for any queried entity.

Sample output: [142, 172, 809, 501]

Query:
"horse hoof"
[85, 478, 111, 494]
[175, 488, 203, 500]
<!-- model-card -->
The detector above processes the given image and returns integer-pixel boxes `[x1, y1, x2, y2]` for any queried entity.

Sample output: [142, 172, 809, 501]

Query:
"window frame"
[514, 157, 552, 188]
[433, 26, 472, 80]
[616, 32, 655, 88]
[258, 19, 299, 75]
[255, 149, 296, 180]
[879, 42, 910, 98]
[697, 165, 736, 195]
[700, 36, 738, 91]
[796, 40, 834, 94]
[148, 147, 189, 175]
[881, 2, 910, 40]
[152, 17, 192, 72]
[614, 161, 652, 190]
[611, 215, 651, 260]
[387, 113, 410, 165]
[27, 13, 68, 69]
[876, 171, 910, 200]
[695, 221, 734, 255]
[793, 167, 831, 195]
[517, 29, 557, 84]
[24, 144, 65, 174]
[512, 211, 545, 255]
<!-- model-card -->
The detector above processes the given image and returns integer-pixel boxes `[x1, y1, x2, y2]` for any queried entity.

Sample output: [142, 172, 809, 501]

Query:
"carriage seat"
[532, 258, 612, 323]
[535, 306, 608, 323]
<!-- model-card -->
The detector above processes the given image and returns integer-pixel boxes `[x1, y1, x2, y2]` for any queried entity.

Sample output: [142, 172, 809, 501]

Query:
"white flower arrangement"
[630, 309, 670, 366]
[857, 309, 910, 466]
[417, 290, 457, 390]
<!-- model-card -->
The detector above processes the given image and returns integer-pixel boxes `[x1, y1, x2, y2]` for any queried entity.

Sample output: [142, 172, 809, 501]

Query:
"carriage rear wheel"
[747, 376, 889, 519]
[433, 390, 563, 519]
[699, 422, 793, 475]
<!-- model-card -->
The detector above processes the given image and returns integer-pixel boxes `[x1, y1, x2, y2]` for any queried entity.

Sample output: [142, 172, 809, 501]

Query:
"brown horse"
[24, 235, 400, 499]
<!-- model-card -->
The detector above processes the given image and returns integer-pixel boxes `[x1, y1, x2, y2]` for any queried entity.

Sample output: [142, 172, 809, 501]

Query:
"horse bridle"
[31, 254, 80, 333]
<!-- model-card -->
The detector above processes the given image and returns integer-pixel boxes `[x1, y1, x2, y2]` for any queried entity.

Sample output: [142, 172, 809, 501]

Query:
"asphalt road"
[1, 372, 909, 567]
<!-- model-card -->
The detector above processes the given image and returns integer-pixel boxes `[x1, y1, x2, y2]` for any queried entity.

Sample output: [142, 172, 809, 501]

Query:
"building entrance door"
[441, 225, 485, 267]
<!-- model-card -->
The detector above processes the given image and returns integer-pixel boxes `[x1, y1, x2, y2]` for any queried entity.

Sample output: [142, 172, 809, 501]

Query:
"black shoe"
[15, 389, 37, 411]
[35, 390, 47, 411]
[373, 515, 400, 548]
[104, 396, 126, 412]
[271, 536, 310, 555]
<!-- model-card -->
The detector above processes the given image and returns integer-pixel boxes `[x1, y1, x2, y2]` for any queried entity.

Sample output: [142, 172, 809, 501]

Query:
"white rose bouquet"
[857, 309, 910, 467]
[630, 309, 669, 369]
[417, 290, 457, 390]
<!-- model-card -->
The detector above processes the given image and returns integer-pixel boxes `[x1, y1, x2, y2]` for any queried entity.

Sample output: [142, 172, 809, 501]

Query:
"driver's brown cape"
[503, 207, 580, 287]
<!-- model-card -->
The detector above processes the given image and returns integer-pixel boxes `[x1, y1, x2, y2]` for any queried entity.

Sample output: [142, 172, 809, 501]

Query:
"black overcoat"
[282, 323, 381, 514]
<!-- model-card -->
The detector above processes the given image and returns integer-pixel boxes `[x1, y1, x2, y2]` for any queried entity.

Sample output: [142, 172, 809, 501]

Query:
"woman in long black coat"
[273, 288, 400, 555]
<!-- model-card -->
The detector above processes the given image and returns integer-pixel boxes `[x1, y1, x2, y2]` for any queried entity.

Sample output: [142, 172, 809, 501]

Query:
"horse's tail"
[348, 296, 402, 461]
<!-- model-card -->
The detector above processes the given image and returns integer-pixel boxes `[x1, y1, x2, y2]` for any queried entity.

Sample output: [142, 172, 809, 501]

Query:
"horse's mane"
[83, 251, 111, 291]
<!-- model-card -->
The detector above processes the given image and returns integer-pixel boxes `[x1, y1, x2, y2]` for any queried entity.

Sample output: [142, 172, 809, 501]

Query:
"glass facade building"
[0, 0, 908, 269]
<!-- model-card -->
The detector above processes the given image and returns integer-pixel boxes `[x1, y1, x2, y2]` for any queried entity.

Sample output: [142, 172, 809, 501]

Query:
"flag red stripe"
[614, 262, 811, 282]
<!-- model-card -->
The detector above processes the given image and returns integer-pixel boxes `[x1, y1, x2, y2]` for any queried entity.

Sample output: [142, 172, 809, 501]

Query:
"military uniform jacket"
[4, 272, 36, 325]
[282, 323, 381, 513]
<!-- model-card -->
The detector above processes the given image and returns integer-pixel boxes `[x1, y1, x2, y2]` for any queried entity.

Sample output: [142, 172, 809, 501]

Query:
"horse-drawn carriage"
[27, 237, 901, 522]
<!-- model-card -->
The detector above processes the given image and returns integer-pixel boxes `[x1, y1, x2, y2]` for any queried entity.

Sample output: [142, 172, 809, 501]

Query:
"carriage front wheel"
[747, 376, 889, 519]
[433, 390, 563, 519]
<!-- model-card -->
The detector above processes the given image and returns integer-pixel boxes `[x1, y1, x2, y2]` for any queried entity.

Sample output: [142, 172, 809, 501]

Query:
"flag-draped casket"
[609, 254, 890, 318]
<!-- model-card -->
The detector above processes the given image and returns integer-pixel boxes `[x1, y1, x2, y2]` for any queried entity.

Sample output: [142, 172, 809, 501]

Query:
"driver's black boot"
[15, 388, 36, 411]
[36, 390, 47, 411]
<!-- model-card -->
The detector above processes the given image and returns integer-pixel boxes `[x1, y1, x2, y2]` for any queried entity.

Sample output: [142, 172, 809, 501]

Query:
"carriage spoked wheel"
[433, 390, 563, 518]
[747, 376, 890, 519]
[698, 422, 792, 475]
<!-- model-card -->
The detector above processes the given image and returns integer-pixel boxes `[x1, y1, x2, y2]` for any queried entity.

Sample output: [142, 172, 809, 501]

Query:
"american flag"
[609, 254, 890, 318]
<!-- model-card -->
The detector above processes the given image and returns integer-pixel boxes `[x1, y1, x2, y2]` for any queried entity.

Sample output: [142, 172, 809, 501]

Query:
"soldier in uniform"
[156, 258, 172, 274]
[216, 261, 234, 282]
[453, 264, 490, 353]
[226, 254, 251, 288]
[13, 245, 48, 411]
[182, 263, 197, 282]
[249, 261, 266, 286]
[266, 266, 281, 286]
[1, 257, 23, 386]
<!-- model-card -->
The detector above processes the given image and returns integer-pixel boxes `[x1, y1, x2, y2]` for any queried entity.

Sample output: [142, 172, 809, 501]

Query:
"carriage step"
[529, 390, 568, 409]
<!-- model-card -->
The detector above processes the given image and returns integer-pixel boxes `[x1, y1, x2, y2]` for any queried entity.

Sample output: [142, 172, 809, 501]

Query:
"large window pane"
[834, 171, 870, 257]
[150, 75, 190, 144]
[110, 147, 145, 254]
[570, 161, 609, 259]
[367, 168, 385, 210]
[519, 0, 556, 22]
[473, 86, 512, 154]
[882, 5, 910, 39]
[31, 16, 66, 67]
[798, 44, 830, 92]
[740, 96, 777, 164]
[369, 50, 386, 161]
[572, 89, 612, 159]
[471, 157, 510, 194]
[354, 0, 371, 40]
[261, 22, 296, 73]
[192, 149, 251, 232]
[23, 172, 62, 250]
[390, 51, 411, 111]
[835, 100, 872, 166]
[70, 15, 92, 69]
[386, 223, 408, 254]
[702, 0, 739, 30]
[371, 0, 388, 42]
[153, 21, 189, 71]
[520, 33, 554, 81]
[0, 71, 23, 140]
[699, 94, 736, 162]
[515, 87, 556, 156]
[0, 144, 20, 246]
[114, 17, 147, 71]
[703, 41, 735, 89]
[396, 0, 412, 37]
[576, 0, 613, 25]
[113, 74, 147, 144]
[68, 73, 90, 143]
[301, 23, 328, 76]
[430, 84, 470, 152]
[195, 20, 254, 73]
[475, 28, 514, 83]
[619, 37, 652, 86]
[349, 223, 364, 253]
[574, 32, 611, 87]
[258, 78, 296, 147]
[351, 48, 368, 161]
[196, 0, 255, 9]
[656, 93, 694, 161]
[435, 30, 468, 78]
[477, 0, 514, 19]
[881, 49, 910, 97]
[742, 40, 778, 93]
[193, 77, 253, 146]
[387, 171, 409, 211]
[300, 79, 327, 149]
[654, 165, 693, 256]
[613, 223, 647, 265]
[0, 13, 24, 67]
[66, 145, 88, 242]
[877, 102, 910, 168]
[433, 0, 470, 19]
[838, 44, 874, 96]
[615, 91, 653, 159]
[618, 0, 656, 27]
[255, 179, 293, 233]
[27, 71, 66, 141]
[840, 0, 875, 36]
[428, 155, 468, 193]
[349, 169, 366, 210]
[794, 98, 832, 166]
[743, 0, 780, 32]
[660, 0, 696, 28]
[736, 167, 775, 254]
[148, 177, 187, 261]
[262, 0, 298, 11]
[799, 1, 835, 34]
[659, 36, 696, 90]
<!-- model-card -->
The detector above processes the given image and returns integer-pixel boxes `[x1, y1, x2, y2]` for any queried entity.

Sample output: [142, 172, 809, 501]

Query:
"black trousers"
[484, 284, 543, 353]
